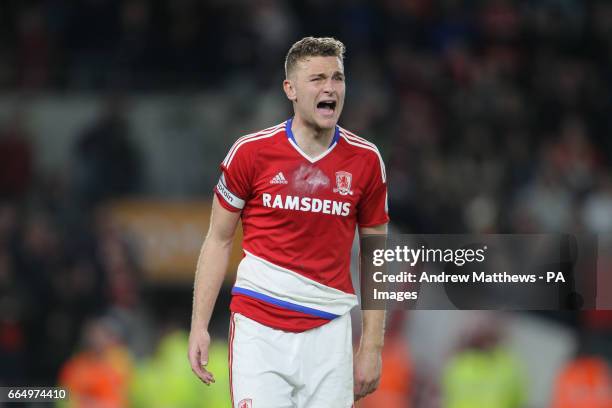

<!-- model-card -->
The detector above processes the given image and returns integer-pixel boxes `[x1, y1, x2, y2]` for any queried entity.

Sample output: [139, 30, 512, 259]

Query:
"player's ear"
[283, 79, 297, 102]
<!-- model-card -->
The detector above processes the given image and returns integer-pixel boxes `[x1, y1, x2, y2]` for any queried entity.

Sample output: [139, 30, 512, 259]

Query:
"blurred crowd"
[2, 0, 612, 227]
[1, 0, 612, 406]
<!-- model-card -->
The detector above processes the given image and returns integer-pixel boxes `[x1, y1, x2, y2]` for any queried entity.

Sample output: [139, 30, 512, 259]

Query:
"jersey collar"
[285, 118, 340, 163]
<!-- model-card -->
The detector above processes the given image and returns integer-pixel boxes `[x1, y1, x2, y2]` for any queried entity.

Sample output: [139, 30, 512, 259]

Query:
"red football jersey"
[215, 119, 389, 332]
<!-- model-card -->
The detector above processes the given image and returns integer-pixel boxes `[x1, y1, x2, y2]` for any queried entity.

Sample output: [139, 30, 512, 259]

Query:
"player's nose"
[322, 78, 336, 94]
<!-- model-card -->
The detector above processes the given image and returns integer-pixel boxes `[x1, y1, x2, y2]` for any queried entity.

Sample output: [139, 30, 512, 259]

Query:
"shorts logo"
[238, 399, 252, 408]
[333, 171, 353, 196]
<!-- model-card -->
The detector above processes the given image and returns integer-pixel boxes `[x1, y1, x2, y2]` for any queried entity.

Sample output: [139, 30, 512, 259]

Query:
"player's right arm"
[188, 194, 241, 384]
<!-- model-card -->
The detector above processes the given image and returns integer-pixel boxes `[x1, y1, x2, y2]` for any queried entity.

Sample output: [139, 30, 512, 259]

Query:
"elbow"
[206, 232, 235, 250]
[219, 238, 234, 250]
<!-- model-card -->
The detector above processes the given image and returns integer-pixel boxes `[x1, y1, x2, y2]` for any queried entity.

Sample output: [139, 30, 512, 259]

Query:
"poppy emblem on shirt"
[238, 399, 252, 408]
[334, 171, 353, 196]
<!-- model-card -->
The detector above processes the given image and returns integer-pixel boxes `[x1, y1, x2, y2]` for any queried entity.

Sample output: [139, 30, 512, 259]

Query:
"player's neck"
[290, 116, 335, 159]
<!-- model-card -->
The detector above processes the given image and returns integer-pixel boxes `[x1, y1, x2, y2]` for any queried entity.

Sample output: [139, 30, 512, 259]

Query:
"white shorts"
[229, 312, 354, 408]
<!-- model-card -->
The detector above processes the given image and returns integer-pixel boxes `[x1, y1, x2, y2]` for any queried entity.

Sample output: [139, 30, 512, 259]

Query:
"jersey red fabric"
[231, 294, 330, 332]
[215, 119, 389, 331]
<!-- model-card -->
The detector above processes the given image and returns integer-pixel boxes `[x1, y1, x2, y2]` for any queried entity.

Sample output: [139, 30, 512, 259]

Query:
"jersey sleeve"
[215, 141, 254, 212]
[357, 152, 389, 227]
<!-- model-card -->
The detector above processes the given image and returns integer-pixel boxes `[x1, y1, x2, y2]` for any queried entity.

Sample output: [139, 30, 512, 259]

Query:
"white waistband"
[234, 250, 358, 317]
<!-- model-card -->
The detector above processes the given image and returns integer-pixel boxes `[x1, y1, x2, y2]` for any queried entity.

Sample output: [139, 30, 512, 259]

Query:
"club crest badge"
[238, 398, 252, 408]
[333, 171, 353, 196]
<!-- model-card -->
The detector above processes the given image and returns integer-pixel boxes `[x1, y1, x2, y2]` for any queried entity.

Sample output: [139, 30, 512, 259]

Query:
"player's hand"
[353, 346, 382, 401]
[188, 327, 215, 385]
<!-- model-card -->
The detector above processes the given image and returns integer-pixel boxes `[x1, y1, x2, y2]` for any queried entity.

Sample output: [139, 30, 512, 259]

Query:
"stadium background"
[1, 0, 612, 406]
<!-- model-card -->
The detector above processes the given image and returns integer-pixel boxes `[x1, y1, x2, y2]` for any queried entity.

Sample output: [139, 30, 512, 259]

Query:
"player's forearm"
[360, 309, 386, 351]
[191, 236, 233, 331]
[358, 224, 388, 351]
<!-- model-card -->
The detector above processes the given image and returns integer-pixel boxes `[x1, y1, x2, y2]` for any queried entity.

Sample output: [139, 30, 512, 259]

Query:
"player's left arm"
[354, 223, 387, 401]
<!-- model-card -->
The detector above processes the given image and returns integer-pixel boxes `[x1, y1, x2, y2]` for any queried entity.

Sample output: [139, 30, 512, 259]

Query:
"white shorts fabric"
[229, 312, 354, 408]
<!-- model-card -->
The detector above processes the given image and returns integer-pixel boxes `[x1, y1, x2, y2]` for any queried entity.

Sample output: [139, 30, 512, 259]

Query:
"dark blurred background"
[1, 0, 612, 407]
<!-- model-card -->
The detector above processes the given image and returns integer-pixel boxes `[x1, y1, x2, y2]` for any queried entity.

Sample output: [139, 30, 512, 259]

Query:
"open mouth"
[316, 101, 336, 115]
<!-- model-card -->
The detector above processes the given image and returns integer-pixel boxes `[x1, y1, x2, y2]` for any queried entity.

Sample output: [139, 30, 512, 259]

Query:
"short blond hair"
[285, 37, 346, 78]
